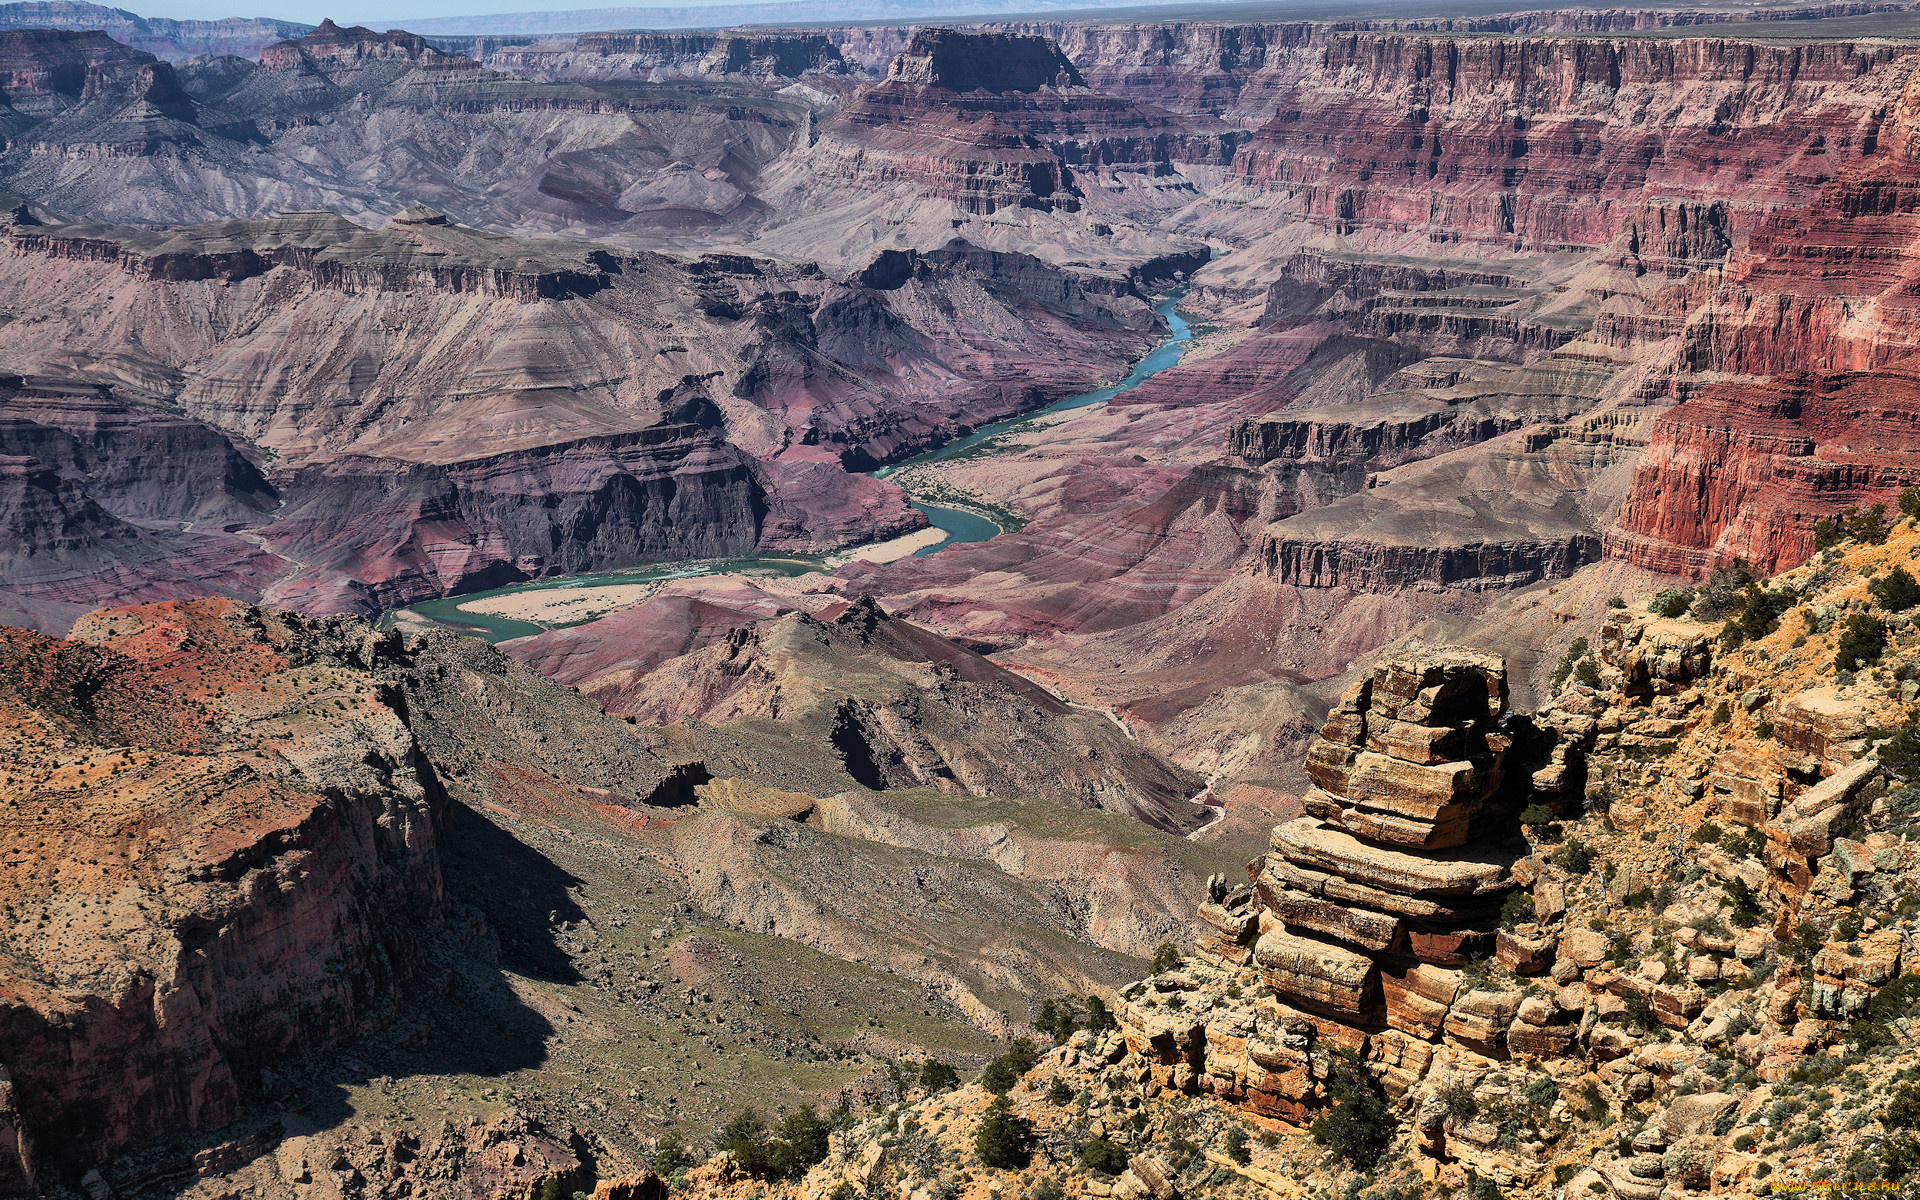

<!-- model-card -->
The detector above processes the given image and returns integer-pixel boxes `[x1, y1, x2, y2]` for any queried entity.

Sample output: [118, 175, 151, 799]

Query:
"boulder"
[1254, 930, 1380, 1017]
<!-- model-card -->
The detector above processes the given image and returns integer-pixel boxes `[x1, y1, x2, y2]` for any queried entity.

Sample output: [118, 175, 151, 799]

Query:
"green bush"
[1836, 613, 1889, 671]
[1816, 502, 1892, 549]
[1518, 802, 1556, 828]
[1046, 1077, 1074, 1106]
[921, 1059, 960, 1094]
[1692, 821, 1724, 844]
[1036, 999, 1079, 1045]
[1718, 583, 1798, 648]
[1651, 588, 1695, 619]
[979, 1038, 1043, 1095]
[1310, 1051, 1392, 1170]
[1080, 1138, 1129, 1176]
[974, 1096, 1033, 1169]
[1711, 701, 1731, 726]
[1881, 721, 1920, 781]
[652, 1132, 694, 1178]
[1224, 1125, 1252, 1165]
[1574, 658, 1604, 688]
[1874, 566, 1920, 612]
[1692, 561, 1761, 619]
[1549, 637, 1591, 690]
[1033, 1179, 1065, 1200]
[1550, 838, 1594, 873]
[1524, 1075, 1559, 1107]
[1083, 995, 1117, 1031]
[715, 1106, 833, 1181]
[1499, 891, 1534, 931]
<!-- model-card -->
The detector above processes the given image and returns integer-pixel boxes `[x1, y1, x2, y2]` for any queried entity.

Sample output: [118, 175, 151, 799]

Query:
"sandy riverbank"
[457, 581, 663, 625]
[825, 525, 949, 565]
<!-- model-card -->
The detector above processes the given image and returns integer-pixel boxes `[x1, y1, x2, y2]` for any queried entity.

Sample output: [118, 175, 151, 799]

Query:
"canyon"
[13, 2, 1920, 1197]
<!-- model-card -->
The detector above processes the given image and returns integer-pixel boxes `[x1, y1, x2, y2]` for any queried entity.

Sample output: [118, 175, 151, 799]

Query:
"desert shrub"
[1692, 562, 1762, 619]
[1692, 821, 1724, 845]
[1549, 638, 1592, 690]
[1036, 999, 1079, 1045]
[1881, 721, 1920, 781]
[1150, 943, 1182, 973]
[1574, 658, 1604, 688]
[1816, 502, 1892, 550]
[1651, 588, 1695, 619]
[1080, 1138, 1128, 1176]
[1224, 1125, 1252, 1165]
[1032, 1179, 1065, 1200]
[1837, 613, 1889, 671]
[1519, 803, 1556, 829]
[1083, 995, 1117, 1031]
[1311, 1051, 1393, 1170]
[974, 1096, 1033, 1169]
[1719, 584, 1797, 648]
[715, 1106, 832, 1181]
[979, 1039, 1042, 1095]
[1711, 701, 1731, 726]
[1046, 1077, 1074, 1106]
[1874, 567, 1920, 612]
[922, 1060, 960, 1094]
[652, 1132, 694, 1178]
[1499, 891, 1534, 931]
[1550, 838, 1595, 873]
[1524, 1075, 1559, 1107]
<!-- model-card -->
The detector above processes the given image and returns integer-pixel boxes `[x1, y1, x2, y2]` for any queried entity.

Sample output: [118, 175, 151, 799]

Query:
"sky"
[138, 0, 930, 23]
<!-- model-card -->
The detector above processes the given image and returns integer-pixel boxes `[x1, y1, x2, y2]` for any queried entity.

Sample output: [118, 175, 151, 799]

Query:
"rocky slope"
[0, 202, 1165, 626]
[619, 512, 1920, 1200]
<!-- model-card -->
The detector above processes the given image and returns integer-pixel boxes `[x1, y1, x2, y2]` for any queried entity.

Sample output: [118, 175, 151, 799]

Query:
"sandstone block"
[1254, 930, 1380, 1018]
[1365, 717, 1468, 765]
[1496, 927, 1557, 975]
[1563, 929, 1610, 969]
[1271, 889, 1405, 953]
[1304, 741, 1358, 795]
[1516, 996, 1555, 1026]
[1506, 1020, 1576, 1058]
[1269, 819, 1514, 898]
[1445, 989, 1522, 1054]
[1321, 710, 1367, 747]
[1662, 1092, 1737, 1141]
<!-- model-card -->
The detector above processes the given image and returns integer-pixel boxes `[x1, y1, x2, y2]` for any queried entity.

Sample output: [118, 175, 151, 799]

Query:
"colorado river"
[385, 290, 1196, 643]
[876, 289, 1194, 556]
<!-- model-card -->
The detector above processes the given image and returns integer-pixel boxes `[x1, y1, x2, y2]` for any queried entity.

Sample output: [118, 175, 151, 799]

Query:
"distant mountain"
[386, 0, 1124, 36]
[0, 0, 309, 58]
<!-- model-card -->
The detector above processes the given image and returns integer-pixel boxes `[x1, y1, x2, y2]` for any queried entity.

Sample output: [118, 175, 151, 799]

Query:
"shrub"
[1718, 584, 1797, 647]
[979, 1039, 1042, 1095]
[1692, 561, 1762, 619]
[1549, 637, 1591, 690]
[1083, 995, 1117, 1031]
[1311, 1051, 1393, 1170]
[1080, 1138, 1128, 1176]
[1518, 803, 1556, 829]
[1723, 877, 1764, 919]
[1550, 838, 1594, 873]
[921, 1059, 960, 1094]
[1499, 891, 1534, 931]
[538, 1178, 563, 1200]
[1033, 1179, 1065, 1200]
[1816, 502, 1892, 549]
[1711, 701, 1731, 726]
[1692, 821, 1724, 845]
[1836, 613, 1889, 671]
[715, 1106, 834, 1181]
[1609, 596, 1627, 608]
[1574, 658, 1604, 688]
[1903, 487, 1920, 521]
[1881, 720, 1920, 781]
[1524, 1075, 1559, 1107]
[1224, 1125, 1252, 1165]
[974, 1096, 1033, 1169]
[1651, 588, 1695, 619]
[1874, 566, 1920, 612]
[1036, 999, 1079, 1045]
[652, 1132, 695, 1178]
[1046, 1077, 1074, 1105]
[1150, 943, 1182, 974]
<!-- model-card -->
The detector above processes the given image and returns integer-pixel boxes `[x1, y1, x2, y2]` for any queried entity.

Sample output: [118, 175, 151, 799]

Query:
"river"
[875, 290, 1194, 555]
[385, 290, 1196, 643]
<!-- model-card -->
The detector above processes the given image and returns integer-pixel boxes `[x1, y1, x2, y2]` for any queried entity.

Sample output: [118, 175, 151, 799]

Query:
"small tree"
[652, 1132, 694, 1178]
[921, 1059, 960, 1094]
[975, 1096, 1034, 1169]
[1036, 998, 1079, 1045]
[1224, 1125, 1252, 1165]
[1902, 487, 1920, 521]
[1310, 1051, 1392, 1170]
[1046, 1077, 1074, 1105]
[979, 1038, 1042, 1095]
[538, 1178, 564, 1200]
[1881, 719, 1920, 780]
[1874, 567, 1920, 613]
[1083, 995, 1118, 1031]
[1890, 1085, 1920, 1131]
[1836, 613, 1888, 671]
[1080, 1138, 1128, 1176]
[1150, 943, 1182, 973]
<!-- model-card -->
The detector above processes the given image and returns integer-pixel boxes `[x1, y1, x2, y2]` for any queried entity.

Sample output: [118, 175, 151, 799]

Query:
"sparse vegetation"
[1816, 502, 1893, 549]
[1873, 566, 1920, 612]
[1311, 1051, 1393, 1170]
[974, 1096, 1033, 1168]
[979, 1038, 1042, 1095]
[1080, 1138, 1129, 1176]
[1837, 613, 1889, 671]
[715, 1106, 832, 1181]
